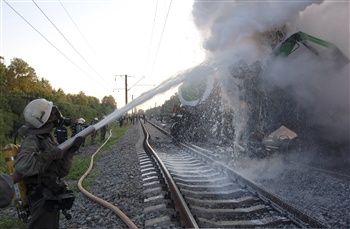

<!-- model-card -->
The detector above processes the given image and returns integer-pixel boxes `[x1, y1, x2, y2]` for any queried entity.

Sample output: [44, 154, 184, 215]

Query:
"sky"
[0, 0, 205, 110]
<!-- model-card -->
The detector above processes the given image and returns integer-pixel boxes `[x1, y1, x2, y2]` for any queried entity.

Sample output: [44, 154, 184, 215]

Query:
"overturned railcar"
[241, 31, 349, 155]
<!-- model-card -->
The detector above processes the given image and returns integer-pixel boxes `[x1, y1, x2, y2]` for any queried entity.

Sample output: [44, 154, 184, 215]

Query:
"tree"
[101, 95, 116, 114]
[0, 56, 121, 148]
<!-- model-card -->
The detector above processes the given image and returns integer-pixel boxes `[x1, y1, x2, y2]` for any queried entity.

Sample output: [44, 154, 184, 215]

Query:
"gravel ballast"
[146, 120, 350, 228]
[61, 123, 145, 228]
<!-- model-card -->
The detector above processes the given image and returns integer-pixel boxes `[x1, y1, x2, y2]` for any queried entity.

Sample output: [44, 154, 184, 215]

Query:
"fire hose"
[77, 129, 138, 229]
[57, 73, 185, 152]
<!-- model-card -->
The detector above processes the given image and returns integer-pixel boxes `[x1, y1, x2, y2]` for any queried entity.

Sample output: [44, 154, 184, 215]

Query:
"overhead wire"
[149, 0, 173, 78]
[144, 0, 158, 77]
[58, 0, 97, 58]
[3, 0, 108, 90]
[31, 0, 109, 85]
[129, 0, 159, 95]
[129, 76, 146, 90]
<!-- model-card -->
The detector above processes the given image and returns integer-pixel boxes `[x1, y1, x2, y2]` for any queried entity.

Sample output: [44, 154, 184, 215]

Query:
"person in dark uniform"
[54, 117, 71, 144]
[74, 118, 87, 147]
[90, 117, 98, 144]
[54, 126, 68, 144]
[10, 98, 84, 229]
[100, 125, 107, 142]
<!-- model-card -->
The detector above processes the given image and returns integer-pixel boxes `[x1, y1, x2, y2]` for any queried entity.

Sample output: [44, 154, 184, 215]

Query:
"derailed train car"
[173, 31, 348, 157]
[236, 31, 349, 156]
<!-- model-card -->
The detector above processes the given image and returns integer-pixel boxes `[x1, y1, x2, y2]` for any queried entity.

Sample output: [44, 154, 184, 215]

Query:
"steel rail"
[141, 122, 199, 228]
[146, 120, 327, 228]
[78, 129, 138, 229]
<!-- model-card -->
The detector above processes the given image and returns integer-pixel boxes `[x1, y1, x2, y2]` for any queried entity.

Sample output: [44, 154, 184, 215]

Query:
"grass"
[67, 123, 129, 190]
[0, 216, 26, 229]
[66, 154, 91, 180]
[0, 152, 6, 173]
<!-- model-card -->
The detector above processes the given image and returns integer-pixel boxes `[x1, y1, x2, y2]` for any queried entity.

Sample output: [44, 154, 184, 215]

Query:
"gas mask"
[49, 106, 71, 128]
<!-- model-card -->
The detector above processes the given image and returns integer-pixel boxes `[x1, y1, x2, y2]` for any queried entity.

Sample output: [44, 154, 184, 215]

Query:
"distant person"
[100, 124, 107, 142]
[74, 118, 87, 147]
[142, 114, 146, 124]
[90, 117, 98, 144]
[119, 116, 124, 127]
[54, 117, 71, 144]
[55, 125, 68, 144]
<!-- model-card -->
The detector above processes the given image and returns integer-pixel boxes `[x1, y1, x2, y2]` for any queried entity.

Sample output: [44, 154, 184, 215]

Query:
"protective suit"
[0, 174, 15, 208]
[13, 99, 83, 229]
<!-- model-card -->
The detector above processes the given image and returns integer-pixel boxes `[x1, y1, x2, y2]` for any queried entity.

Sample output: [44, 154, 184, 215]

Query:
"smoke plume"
[190, 0, 349, 145]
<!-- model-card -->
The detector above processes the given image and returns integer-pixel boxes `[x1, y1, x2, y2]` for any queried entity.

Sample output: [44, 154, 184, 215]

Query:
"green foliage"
[101, 95, 117, 113]
[0, 216, 26, 229]
[100, 123, 129, 151]
[0, 151, 6, 173]
[66, 154, 91, 180]
[146, 93, 180, 117]
[0, 57, 117, 149]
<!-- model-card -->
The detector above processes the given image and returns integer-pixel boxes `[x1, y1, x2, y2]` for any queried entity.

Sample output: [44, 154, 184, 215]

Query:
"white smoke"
[191, 0, 349, 145]
[192, 1, 322, 58]
[263, 1, 350, 143]
[291, 1, 350, 59]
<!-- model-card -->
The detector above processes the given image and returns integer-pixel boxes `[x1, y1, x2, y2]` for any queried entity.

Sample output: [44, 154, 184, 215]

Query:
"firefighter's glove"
[67, 136, 84, 153]
[0, 174, 15, 208]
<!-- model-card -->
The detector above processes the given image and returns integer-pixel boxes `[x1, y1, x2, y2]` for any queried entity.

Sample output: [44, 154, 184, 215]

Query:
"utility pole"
[115, 74, 134, 105]
[124, 74, 128, 105]
[132, 94, 134, 114]
[114, 74, 154, 106]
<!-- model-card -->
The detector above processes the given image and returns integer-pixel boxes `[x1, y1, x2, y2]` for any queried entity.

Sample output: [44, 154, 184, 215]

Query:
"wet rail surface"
[142, 121, 327, 228]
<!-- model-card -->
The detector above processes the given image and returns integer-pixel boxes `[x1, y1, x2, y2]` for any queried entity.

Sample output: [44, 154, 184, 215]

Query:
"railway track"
[141, 121, 327, 228]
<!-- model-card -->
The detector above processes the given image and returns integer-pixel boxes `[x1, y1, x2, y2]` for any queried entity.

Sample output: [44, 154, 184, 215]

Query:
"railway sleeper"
[144, 215, 173, 228]
[140, 164, 155, 170]
[174, 176, 228, 184]
[185, 196, 260, 208]
[142, 175, 162, 183]
[197, 215, 293, 228]
[178, 183, 240, 192]
[170, 172, 222, 180]
[164, 162, 205, 167]
[140, 167, 157, 173]
[181, 188, 248, 199]
[163, 159, 202, 165]
[168, 169, 217, 176]
[191, 204, 270, 219]
[165, 165, 213, 171]
[139, 158, 153, 164]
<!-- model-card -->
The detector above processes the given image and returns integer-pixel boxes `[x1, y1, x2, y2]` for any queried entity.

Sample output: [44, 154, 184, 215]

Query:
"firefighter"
[100, 123, 107, 142]
[9, 98, 84, 228]
[73, 118, 87, 148]
[54, 117, 71, 144]
[0, 174, 15, 208]
[90, 117, 98, 144]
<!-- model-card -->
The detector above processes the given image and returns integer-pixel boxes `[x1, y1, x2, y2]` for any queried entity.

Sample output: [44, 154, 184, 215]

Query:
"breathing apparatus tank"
[3, 144, 29, 222]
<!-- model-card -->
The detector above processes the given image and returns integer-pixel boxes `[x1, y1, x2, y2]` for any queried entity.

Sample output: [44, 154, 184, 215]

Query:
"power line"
[58, 0, 97, 58]
[149, 0, 173, 78]
[129, 76, 146, 90]
[144, 0, 158, 75]
[133, 0, 159, 91]
[31, 0, 108, 84]
[3, 0, 109, 91]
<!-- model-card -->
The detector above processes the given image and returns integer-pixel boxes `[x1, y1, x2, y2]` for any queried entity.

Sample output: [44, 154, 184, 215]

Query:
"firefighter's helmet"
[77, 118, 86, 124]
[23, 98, 53, 128]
